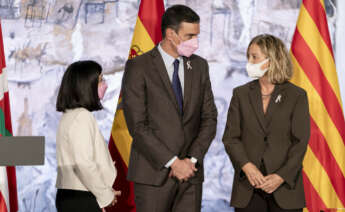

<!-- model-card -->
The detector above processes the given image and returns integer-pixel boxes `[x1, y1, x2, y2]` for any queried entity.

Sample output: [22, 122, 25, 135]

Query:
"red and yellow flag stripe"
[107, 1, 164, 211]
[290, 0, 345, 211]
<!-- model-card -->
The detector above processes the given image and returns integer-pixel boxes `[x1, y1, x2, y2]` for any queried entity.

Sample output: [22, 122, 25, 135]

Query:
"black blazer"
[122, 46, 217, 186]
[222, 80, 310, 209]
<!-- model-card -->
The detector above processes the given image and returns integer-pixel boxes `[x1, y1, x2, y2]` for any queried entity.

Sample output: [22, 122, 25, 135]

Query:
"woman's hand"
[112, 190, 121, 205]
[105, 190, 121, 209]
[242, 162, 266, 187]
[257, 174, 284, 193]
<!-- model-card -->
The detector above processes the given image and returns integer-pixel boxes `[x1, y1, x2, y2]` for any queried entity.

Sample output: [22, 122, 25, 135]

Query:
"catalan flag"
[290, 0, 345, 211]
[0, 22, 18, 212]
[107, 0, 164, 211]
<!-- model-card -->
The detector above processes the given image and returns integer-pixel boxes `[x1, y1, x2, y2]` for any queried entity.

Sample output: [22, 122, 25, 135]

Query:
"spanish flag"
[290, 0, 345, 211]
[0, 22, 18, 212]
[107, 0, 164, 211]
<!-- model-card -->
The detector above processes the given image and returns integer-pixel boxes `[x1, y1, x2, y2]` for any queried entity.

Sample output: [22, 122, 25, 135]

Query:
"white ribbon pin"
[187, 60, 192, 70]
[275, 94, 282, 103]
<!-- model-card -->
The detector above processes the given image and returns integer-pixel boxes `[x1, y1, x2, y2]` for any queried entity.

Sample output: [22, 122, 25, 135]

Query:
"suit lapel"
[248, 81, 267, 134]
[151, 47, 179, 111]
[183, 57, 193, 112]
[265, 83, 287, 131]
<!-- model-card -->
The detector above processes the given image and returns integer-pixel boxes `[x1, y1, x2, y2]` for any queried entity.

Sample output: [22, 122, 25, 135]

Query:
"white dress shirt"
[157, 44, 197, 167]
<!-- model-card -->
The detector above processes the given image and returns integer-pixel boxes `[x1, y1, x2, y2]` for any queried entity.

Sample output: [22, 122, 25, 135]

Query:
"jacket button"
[264, 137, 268, 142]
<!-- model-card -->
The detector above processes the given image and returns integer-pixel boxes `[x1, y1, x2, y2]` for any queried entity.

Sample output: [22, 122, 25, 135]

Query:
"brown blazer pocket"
[283, 167, 302, 190]
[127, 150, 170, 186]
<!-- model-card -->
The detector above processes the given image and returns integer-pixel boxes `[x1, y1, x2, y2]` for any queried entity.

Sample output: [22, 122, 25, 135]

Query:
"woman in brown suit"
[222, 34, 310, 212]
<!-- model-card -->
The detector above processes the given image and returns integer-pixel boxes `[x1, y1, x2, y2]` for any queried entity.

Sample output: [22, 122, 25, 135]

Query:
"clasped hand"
[102, 189, 121, 212]
[242, 162, 284, 194]
[169, 158, 197, 182]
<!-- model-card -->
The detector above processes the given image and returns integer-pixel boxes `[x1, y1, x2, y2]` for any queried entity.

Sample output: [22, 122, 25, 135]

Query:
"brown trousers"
[133, 177, 202, 212]
[235, 190, 303, 212]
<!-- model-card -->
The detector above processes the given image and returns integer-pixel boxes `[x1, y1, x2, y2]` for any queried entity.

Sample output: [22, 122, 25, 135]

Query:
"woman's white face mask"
[246, 59, 269, 79]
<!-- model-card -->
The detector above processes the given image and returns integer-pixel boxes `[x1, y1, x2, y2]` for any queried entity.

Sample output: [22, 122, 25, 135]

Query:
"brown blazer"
[122, 46, 217, 186]
[222, 80, 310, 209]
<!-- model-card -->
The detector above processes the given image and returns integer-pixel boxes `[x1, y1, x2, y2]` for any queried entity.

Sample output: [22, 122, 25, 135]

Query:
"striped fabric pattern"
[0, 22, 18, 212]
[290, 0, 345, 211]
[107, 1, 165, 211]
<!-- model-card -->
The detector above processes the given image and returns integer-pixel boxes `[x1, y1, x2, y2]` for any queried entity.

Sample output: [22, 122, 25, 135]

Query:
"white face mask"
[246, 59, 269, 79]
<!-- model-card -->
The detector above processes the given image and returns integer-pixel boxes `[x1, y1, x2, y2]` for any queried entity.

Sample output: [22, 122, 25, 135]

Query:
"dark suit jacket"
[222, 80, 310, 209]
[122, 46, 217, 186]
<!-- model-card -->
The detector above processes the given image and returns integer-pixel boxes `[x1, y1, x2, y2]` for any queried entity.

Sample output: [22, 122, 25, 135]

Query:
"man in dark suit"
[122, 5, 217, 212]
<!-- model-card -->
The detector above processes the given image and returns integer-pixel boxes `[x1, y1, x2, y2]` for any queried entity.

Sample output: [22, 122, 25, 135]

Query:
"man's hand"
[170, 158, 196, 181]
[257, 174, 284, 193]
[183, 158, 198, 172]
[242, 162, 266, 187]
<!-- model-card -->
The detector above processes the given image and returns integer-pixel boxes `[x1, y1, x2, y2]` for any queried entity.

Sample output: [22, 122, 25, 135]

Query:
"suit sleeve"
[187, 60, 218, 163]
[122, 59, 175, 170]
[69, 111, 114, 208]
[276, 91, 310, 189]
[222, 88, 250, 171]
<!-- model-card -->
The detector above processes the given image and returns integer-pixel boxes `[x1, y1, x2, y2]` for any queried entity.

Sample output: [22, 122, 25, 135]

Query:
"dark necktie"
[172, 59, 183, 115]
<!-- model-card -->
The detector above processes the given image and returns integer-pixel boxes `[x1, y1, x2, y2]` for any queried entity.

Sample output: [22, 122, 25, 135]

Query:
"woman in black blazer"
[222, 34, 310, 212]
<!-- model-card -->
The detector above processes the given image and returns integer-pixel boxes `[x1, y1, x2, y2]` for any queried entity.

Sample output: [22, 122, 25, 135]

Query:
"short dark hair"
[161, 5, 200, 38]
[56, 60, 103, 112]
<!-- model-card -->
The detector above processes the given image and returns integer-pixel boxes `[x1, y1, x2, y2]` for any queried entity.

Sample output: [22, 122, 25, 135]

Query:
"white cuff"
[165, 156, 178, 168]
[96, 188, 114, 208]
[190, 157, 197, 164]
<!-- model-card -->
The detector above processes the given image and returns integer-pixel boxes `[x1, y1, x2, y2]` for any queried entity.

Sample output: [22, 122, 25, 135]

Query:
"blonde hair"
[247, 34, 293, 84]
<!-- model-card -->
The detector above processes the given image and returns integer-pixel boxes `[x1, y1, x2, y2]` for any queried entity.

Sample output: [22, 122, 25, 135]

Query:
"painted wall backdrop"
[0, 0, 342, 211]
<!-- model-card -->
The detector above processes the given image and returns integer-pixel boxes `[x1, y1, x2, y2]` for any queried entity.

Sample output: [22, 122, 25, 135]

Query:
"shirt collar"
[158, 43, 182, 68]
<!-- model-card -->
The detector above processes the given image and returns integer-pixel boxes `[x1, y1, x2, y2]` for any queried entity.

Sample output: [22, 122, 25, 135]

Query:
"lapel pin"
[187, 60, 192, 70]
[275, 94, 282, 103]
